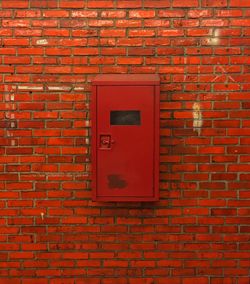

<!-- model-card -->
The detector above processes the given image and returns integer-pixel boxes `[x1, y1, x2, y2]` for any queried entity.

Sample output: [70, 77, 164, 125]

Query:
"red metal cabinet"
[91, 74, 160, 202]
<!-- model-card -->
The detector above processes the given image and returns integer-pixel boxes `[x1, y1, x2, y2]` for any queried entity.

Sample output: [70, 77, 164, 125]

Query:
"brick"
[158, 29, 184, 37]
[72, 11, 97, 18]
[43, 29, 69, 37]
[231, 19, 250, 26]
[116, 1, 143, 8]
[117, 57, 143, 65]
[43, 10, 69, 18]
[87, 1, 114, 8]
[2, 0, 29, 8]
[0, 48, 16, 55]
[174, 19, 199, 28]
[15, 10, 41, 17]
[32, 20, 58, 27]
[0, 29, 12, 36]
[116, 20, 142, 28]
[201, 19, 228, 26]
[16, 66, 43, 74]
[202, 0, 227, 7]
[18, 48, 43, 55]
[4, 56, 31, 64]
[2, 20, 30, 27]
[188, 9, 212, 18]
[144, 0, 170, 7]
[4, 39, 29, 46]
[144, 19, 170, 27]
[129, 10, 155, 18]
[9, 252, 34, 259]
[172, 0, 199, 7]
[88, 20, 112, 27]
[0, 12, 11, 20]
[216, 10, 243, 17]
[73, 48, 98, 55]
[60, 1, 85, 8]
[158, 10, 185, 18]
[30, 0, 57, 8]
[100, 29, 126, 37]
[230, 0, 250, 7]
[101, 11, 126, 18]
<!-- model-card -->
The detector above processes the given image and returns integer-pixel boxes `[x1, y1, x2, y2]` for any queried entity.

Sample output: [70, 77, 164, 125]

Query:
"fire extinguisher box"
[91, 74, 160, 202]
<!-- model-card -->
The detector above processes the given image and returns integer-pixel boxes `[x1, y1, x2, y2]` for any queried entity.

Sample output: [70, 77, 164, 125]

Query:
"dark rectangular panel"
[110, 110, 141, 125]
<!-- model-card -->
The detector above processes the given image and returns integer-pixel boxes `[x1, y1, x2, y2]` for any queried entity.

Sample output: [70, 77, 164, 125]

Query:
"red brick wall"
[0, 0, 249, 283]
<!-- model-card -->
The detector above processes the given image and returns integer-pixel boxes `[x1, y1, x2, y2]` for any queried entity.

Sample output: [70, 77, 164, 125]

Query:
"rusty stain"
[108, 175, 127, 189]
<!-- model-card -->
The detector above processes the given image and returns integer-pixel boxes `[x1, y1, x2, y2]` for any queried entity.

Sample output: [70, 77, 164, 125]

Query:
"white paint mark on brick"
[10, 94, 14, 101]
[11, 139, 16, 146]
[36, 39, 48, 45]
[193, 102, 203, 136]
[85, 138, 89, 144]
[5, 112, 15, 119]
[209, 37, 220, 45]
[74, 86, 85, 91]
[10, 122, 15, 128]
[47, 86, 71, 92]
[214, 29, 220, 37]
[6, 131, 13, 137]
[208, 29, 220, 45]
[18, 85, 43, 91]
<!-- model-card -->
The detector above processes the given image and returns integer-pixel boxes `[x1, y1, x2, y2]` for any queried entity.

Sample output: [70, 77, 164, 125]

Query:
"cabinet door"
[96, 85, 155, 200]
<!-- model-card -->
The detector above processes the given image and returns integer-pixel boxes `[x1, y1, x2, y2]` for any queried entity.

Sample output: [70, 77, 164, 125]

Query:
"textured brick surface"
[0, 0, 249, 283]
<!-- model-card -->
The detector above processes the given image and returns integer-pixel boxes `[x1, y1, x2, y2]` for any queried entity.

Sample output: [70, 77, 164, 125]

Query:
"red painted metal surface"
[91, 74, 160, 202]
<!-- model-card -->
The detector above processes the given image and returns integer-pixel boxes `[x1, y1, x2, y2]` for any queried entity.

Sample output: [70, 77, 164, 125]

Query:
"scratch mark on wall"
[217, 65, 238, 84]
[193, 102, 203, 136]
